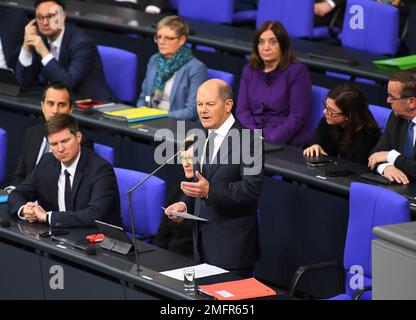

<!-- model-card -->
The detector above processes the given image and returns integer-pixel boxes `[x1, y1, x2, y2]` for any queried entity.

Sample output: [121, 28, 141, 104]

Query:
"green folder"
[373, 55, 416, 72]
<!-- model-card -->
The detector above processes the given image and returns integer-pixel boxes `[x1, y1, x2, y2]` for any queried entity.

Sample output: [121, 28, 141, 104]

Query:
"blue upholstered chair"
[339, 0, 399, 55]
[311, 85, 329, 130]
[94, 143, 115, 166]
[207, 68, 234, 87]
[288, 183, 410, 300]
[369, 104, 392, 133]
[114, 168, 166, 241]
[0, 128, 7, 185]
[256, 0, 314, 38]
[97, 45, 138, 103]
[178, 0, 234, 23]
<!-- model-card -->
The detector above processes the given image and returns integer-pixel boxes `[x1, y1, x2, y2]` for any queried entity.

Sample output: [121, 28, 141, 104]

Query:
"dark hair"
[35, 0, 65, 10]
[326, 83, 381, 147]
[248, 20, 296, 71]
[44, 114, 79, 137]
[389, 69, 416, 98]
[41, 81, 73, 107]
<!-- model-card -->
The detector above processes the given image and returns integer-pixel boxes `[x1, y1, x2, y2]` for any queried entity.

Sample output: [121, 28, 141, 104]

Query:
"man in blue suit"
[16, 0, 114, 101]
[0, 7, 27, 70]
[165, 79, 264, 277]
[8, 114, 122, 228]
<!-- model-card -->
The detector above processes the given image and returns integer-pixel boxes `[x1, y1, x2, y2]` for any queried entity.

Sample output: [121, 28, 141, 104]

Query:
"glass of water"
[183, 268, 195, 293]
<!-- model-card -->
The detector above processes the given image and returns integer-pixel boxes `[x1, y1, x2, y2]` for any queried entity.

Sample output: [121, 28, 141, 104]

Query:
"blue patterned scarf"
[151, 46, 193, 105]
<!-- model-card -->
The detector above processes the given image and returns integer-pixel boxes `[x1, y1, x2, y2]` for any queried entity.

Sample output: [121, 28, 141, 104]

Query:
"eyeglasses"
[258, 38, 279, 47]
[153, 35, 180, 43]
[35, 13, 58, 23]
[387, 94, 414, 101]
[323, 103, 344, 117]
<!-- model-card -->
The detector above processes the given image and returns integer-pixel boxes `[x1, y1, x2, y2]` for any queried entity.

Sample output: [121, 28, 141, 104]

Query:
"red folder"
[198, 277, 277, 300]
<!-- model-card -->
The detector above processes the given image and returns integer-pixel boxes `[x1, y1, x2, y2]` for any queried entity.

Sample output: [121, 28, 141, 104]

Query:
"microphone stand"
[126, 145, 189, 275]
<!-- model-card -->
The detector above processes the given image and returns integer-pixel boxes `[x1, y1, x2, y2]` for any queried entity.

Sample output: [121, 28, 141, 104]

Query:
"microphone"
[126, 135, 198, 274]
[0, 220, 11, 228]
[50, 235, 97, 255]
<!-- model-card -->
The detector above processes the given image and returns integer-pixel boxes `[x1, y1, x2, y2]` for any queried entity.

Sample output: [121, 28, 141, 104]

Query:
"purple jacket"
[236, 63, 313, 146]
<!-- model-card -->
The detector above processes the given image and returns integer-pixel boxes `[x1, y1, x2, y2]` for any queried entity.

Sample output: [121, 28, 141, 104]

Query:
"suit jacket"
[15, 23, 114, 101]
[137, 54, 208, 121]
[371, 112, 416, 180]
[182, 121, 264, 270]
[11, 123, 93, 186]
[0, 8, 27, 70]
[8, 148, 122, 228]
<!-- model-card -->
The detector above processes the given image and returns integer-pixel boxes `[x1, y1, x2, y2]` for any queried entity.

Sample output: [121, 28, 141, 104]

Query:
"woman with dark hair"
[236, 20, 313, 146]
[304, 83, 381, 164]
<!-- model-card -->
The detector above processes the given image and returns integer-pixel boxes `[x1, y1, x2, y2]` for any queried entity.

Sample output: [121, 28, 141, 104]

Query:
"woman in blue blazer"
[137, 16, 208, 120]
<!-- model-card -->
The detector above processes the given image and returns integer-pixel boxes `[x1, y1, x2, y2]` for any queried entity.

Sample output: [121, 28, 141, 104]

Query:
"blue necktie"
[405, 121, 415, 157]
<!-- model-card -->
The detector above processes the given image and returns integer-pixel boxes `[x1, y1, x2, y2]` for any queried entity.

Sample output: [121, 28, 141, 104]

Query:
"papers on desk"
[160, 263, 229, 281]
[101, 106, 169, 123]
[162, 207, 208, 222]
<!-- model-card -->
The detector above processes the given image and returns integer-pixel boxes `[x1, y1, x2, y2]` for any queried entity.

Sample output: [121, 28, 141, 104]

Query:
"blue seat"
[232, 9, 257, 25]
[114, 168, 166, 241]
[0, 128, 7, 185]
[369, 104, 392, 133]
[339, 0, 399, 55]
[97, 45, 138, 103]
[178, 0, 234, 23]
[256, 0, 314, 38]
[94, 143, 114, 166]
[310, 85, 329, 130]
[288, 183, 410, 300]
[207, 68, 234, 87]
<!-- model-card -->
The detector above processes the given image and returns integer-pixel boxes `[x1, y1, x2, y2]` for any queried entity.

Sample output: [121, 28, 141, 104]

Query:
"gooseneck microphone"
[127, 135, 198, 274]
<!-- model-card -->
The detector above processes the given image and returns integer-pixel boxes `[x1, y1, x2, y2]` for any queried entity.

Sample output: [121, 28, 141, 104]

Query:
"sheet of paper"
[160, 263, 229, 281]
[161, 207, 208, 222]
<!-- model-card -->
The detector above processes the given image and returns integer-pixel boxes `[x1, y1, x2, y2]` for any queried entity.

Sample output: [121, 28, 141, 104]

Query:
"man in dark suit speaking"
[8, 114, 122, 228]
[165, 79, 264, 277]
[16, 0, 114, 101]
[368, 70, 416, 184]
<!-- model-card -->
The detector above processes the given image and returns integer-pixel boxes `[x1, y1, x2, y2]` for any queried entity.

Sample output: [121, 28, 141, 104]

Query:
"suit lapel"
[46, 158, 61, 211]
[70, 149, 87, 208]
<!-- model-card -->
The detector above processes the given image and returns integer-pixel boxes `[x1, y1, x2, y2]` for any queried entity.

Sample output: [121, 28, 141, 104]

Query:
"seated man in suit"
[6, 82, 93, 192]
[8, 114, 122, 228]
[314, 0, 345, 28]
[164, 79, 264, 277]
[368, 70, 416, 184]
[0, 7, 27, 70]
[16, 0, 114, 101]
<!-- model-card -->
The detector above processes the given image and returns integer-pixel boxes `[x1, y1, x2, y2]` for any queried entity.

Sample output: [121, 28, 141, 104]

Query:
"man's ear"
[75, 131, 82, 143]
[225, 99, 233, 113]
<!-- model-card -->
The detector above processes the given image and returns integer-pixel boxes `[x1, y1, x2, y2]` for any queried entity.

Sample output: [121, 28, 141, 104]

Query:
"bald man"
[165, 79, 264, 277]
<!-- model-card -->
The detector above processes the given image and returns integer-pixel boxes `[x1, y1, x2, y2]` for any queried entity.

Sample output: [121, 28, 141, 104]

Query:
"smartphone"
[306, 157, 334, 167]
[39, 230, 69, 238]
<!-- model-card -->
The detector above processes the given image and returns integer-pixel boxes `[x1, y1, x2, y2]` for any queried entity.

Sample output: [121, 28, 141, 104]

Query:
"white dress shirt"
[377, 116, 416, 175]
[0, 38, 7, 69]
[157, 73, 176, 111]
[18, 28, 65, 67]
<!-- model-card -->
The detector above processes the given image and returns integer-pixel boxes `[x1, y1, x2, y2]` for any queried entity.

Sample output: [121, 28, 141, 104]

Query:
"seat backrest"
[94, 143, 114, 166]
[97, 45, 138, 103]
[339, 0, 399, 55]
[207, 68, 235, 87]
[256, 0, 314, 38]
[0, 128, 6, 184]
[178, 0, 234, 23]
[114, 168, 166, 237]
[368, 104, 392, 133]
[310, 85, 329, 129]
[344, 183, 410, 297]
